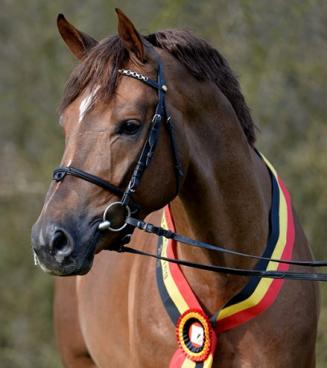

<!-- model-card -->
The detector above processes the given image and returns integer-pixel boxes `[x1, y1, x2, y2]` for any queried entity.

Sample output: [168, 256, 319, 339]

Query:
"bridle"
[53, 60, 183, 232]
[53, 59, 327, 282]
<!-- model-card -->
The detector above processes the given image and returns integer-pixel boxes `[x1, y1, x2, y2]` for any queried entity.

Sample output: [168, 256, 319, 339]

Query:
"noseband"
[52, 60, 327, 282]
[53, 60, 183, 232]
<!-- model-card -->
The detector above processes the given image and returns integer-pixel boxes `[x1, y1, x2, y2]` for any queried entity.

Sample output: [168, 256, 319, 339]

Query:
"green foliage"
[0, 1, 326, 366]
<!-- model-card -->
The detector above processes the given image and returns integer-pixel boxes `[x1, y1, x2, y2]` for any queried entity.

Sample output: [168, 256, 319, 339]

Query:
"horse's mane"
[60, 30, 256, 144]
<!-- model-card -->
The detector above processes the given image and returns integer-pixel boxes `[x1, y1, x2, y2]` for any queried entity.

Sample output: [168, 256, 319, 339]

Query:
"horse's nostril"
[50, 229, 74, 257]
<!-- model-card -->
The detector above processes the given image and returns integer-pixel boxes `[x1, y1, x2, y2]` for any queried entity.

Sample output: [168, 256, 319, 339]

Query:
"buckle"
[152, 113, 162, 123]
[142, 223, 154, 233]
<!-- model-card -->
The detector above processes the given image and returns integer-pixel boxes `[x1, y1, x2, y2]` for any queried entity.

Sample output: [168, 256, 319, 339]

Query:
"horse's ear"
[57, 14, 98, 60]
[115, 8, 145, 63]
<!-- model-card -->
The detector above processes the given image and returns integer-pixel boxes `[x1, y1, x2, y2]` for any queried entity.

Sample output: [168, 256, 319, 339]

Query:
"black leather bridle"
[53, 60, 183, 232]
[53, 59, 327, 282]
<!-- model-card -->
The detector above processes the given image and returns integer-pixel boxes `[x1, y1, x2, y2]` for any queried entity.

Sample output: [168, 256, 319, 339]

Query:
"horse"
[31, 9, 319, 368]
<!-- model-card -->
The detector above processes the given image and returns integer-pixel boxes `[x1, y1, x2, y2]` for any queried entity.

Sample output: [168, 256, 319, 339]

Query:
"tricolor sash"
[156, 155, 295, 367]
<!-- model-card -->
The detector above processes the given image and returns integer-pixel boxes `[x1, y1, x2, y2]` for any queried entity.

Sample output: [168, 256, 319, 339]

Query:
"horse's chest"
[76, 253, 176, 367]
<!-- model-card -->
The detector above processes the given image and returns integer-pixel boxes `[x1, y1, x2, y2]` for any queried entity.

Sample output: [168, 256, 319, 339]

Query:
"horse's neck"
[169, 87, 272, 312]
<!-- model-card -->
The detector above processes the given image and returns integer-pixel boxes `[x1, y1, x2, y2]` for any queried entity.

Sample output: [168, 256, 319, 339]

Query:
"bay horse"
[31, 9, 319, 368]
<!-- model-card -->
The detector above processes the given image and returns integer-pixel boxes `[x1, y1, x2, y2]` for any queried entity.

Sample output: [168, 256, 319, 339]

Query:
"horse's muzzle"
[31, 220, 96, 276]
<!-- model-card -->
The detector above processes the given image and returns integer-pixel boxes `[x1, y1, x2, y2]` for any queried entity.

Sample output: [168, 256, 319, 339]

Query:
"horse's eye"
[118, 120, 141, 136]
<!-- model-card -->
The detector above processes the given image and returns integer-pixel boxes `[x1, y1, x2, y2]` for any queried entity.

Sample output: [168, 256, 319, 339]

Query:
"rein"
[119, 217, 327, 282]
[53, 59, 327, 282]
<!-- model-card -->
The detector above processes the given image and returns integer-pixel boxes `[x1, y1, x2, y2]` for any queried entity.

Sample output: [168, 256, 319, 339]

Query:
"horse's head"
[31, 10, 188, 275]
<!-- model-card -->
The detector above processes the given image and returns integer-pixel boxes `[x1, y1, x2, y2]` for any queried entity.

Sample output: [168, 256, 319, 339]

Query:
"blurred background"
[0, 0, 326, 366]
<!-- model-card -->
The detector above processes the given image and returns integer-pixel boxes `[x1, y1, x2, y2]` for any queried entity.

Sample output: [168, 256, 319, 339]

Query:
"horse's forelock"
[59, 35, 128, 114]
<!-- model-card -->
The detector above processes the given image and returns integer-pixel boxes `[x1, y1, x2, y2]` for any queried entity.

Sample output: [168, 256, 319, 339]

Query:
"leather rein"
[53, 59, 327, 282]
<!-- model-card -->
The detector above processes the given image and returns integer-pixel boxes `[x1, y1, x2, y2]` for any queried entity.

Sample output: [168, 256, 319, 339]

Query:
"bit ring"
[99, 201, 131, 232]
